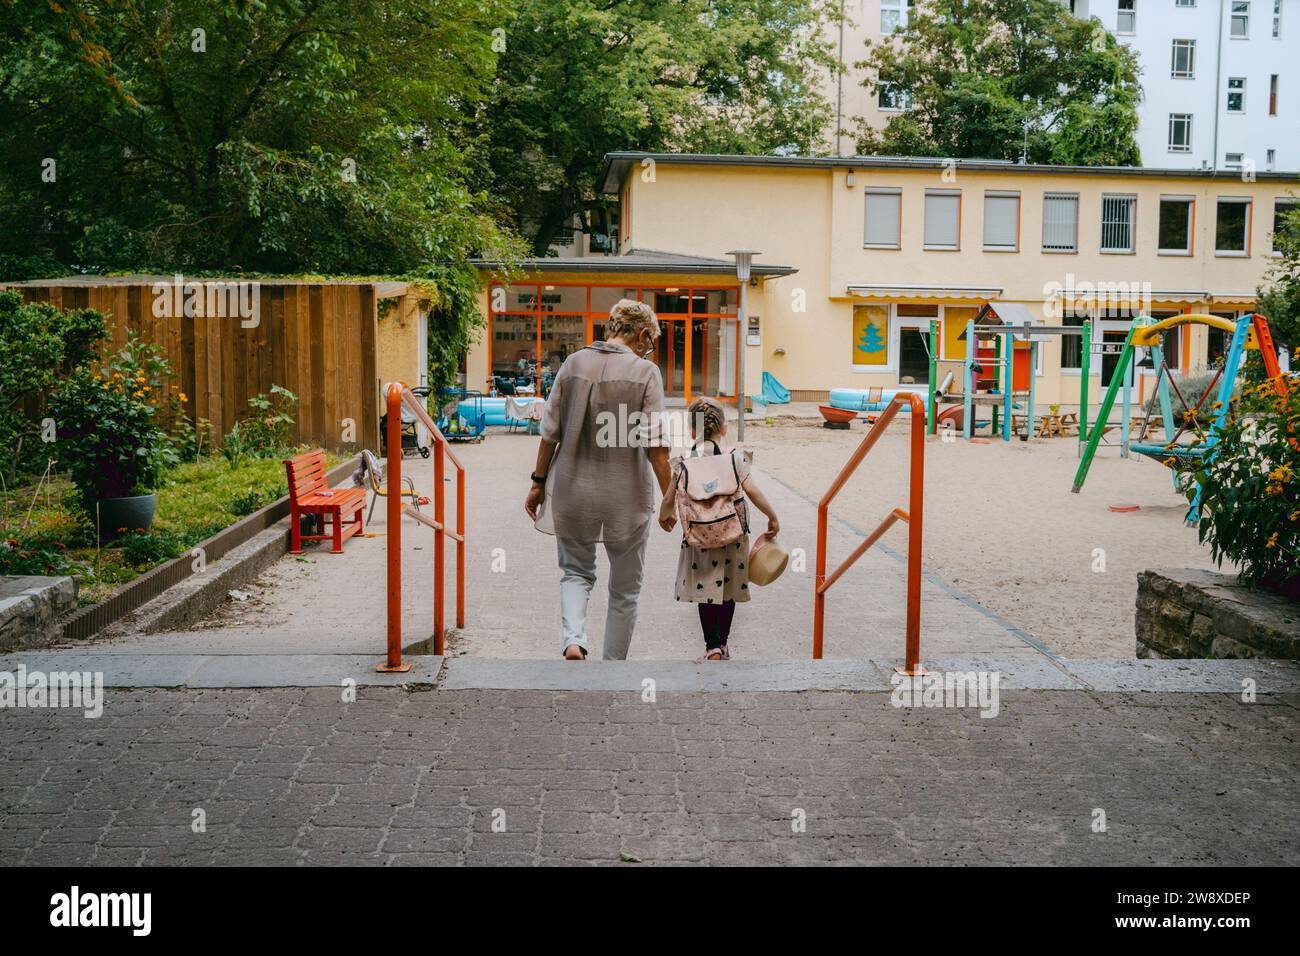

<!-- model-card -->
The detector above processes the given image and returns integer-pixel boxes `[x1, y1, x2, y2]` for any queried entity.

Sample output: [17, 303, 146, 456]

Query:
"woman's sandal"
[702, 645, 730, 662]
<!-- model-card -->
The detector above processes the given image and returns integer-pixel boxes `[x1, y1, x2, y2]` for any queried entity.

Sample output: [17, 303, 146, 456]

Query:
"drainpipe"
[836, 0, 845, 157]
[1211, 0, 1225, 170]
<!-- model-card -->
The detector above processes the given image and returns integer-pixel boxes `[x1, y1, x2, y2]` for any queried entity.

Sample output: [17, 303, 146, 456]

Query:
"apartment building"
[1079, 0, 1297, 170]
[821, 1, 1298, 171]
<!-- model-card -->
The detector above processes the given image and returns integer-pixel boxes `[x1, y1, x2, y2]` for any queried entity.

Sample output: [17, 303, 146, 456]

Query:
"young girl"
[658, 397, 780, 661]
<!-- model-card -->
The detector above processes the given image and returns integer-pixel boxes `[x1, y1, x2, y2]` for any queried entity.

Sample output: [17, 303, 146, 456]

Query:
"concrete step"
[2, 652, 1298, 693]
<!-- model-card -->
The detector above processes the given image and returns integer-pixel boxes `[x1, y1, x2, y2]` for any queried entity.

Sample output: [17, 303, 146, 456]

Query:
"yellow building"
[471, 153, 1297, 407]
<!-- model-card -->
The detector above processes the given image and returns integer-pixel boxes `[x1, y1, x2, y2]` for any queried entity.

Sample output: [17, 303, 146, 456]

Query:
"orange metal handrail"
[381, 383, 466, 672]
[813, 393, 925, 675]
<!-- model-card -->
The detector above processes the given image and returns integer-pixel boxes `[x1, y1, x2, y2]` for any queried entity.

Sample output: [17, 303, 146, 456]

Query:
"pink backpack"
[674, 442, 749, 549]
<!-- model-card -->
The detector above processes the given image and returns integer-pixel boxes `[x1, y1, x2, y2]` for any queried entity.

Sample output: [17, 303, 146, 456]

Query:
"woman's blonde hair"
[605, 298, 660, 341]
[688, 396, 726, 441]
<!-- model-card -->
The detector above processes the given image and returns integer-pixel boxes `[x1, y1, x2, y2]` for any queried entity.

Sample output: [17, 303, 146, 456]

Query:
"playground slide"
[761, 371, 790, 404]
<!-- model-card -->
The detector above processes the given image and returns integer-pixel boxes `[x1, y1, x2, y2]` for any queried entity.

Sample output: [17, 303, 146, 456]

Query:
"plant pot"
[1259, 570, 1300, 603]
[95, 493, 157, 540]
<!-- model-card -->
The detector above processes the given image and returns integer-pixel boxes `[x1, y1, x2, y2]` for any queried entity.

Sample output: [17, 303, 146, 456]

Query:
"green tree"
[481, 0, 840, 254]
[0, 0, 523, 277]
[1256, 198, 1300, 386]
[854, 0, 1142, 166]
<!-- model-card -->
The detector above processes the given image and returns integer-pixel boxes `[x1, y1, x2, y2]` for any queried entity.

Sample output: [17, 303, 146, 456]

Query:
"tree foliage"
[854, 0, 1142, 166]
[0, 0, 523, 276]
[481, 0, 840, 253]
[1257, 199, 1300, 384]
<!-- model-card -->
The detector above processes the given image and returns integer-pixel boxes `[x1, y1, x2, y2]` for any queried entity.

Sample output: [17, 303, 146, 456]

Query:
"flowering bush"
[48, 334, 179, 504]
[1184, 374, 1300, 597]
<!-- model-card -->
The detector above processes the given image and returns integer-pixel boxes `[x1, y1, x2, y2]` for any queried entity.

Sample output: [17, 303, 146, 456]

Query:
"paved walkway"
[80, 426, 1042, 664]
[3, 686, 1297, 866]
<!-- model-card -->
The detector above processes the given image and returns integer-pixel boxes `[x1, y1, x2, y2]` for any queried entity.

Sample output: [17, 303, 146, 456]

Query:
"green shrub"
[48, 333, 179, 504]
[117, 530, 189, 567]
[222, 386, 298, 464]
[1184, 374, 1300, 593]
[0, 539, 73, 577]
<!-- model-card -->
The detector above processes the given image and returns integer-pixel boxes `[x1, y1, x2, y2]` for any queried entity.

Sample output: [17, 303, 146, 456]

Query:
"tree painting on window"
[853, 306, 889, 365]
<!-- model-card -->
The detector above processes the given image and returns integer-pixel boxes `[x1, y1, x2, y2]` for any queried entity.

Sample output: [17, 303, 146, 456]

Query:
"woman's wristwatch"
[530, 472, 547, 485]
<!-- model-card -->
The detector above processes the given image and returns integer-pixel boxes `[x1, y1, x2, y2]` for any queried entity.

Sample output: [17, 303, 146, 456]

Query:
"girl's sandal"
[701, 646, 730, 662]
[563, 645, 587, 660]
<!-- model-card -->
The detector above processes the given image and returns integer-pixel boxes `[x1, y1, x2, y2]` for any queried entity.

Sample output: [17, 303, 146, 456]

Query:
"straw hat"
[747, 532, 789, 586]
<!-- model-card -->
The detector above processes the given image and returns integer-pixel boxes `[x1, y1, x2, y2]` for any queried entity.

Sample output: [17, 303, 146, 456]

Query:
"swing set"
[1071, 312, 1286, 516]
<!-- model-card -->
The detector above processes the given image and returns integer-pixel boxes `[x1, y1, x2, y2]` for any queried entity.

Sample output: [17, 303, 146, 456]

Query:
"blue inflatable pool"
[828, 388, 915, 413]
[457, 396, 542, 427]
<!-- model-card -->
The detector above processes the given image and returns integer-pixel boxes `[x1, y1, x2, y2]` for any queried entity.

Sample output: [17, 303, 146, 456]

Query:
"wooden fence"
[9, 278, 417, 452]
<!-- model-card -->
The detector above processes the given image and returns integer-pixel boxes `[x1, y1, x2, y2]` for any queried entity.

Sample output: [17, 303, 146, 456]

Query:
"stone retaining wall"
[1137, 569, 1300, 659]
[0, 576, 78, 651]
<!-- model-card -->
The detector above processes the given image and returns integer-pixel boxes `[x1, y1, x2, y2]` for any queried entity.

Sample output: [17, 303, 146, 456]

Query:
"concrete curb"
[0, 652, 444, 688]
[3, 653, 1297, 693]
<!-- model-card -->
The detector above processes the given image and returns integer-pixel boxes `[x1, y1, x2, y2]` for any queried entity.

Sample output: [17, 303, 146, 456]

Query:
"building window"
[1042, 192, 1079, 253]
[864, 188, 902, 249]
[852, 305, 889, 368]
[1225, 152, 1244, 169]
[1101, 195, 1137, 253]
[1168, 113, 1193, 152]
[881, 0, 911, 33]
[1227, 77, 1246, 113]
[1270, 74, 1279, 115]
[1273, 0, 1281, 37]
[1175, 0, 1196, 6]
[1158, 197, 1194, 255]
[878, 81, 912, 111]
[1117, 0, 1136, 34]
[1170, 39, 1195, 78]
[1215, 198, 1251, 255]
[1273, 198, 1299, 253]
[983, 192, 1020, 251]
[1267, 148, 1277, 170]
[923, 190, 961, 250]
[1231, 1, 1250, 38]
[1061, 314, 1087, 370]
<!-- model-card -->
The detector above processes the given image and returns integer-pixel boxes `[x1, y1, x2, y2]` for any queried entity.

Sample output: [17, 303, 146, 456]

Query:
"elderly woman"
[524, 299, 672, 660]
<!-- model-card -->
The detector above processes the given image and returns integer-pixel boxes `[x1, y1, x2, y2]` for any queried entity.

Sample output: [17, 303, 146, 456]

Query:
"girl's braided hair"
[688, 396, 725, 442]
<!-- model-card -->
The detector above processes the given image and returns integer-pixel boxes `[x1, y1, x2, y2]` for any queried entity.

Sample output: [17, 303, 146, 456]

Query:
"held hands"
[766, 517, 780, 537]
[659, 511, 677, 533]
[524, 484, 545, 521]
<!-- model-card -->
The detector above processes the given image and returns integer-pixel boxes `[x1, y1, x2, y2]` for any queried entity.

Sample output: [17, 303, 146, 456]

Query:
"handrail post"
[378, 383, 412, 673]
[901, 394, 925, 675]
[456, 468, 465, 629]
[434, 424, 446, 656]
[813, 501, 828, 659]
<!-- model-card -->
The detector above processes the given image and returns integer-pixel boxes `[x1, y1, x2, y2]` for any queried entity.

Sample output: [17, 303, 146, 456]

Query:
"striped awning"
[845, 283, 1002, 300]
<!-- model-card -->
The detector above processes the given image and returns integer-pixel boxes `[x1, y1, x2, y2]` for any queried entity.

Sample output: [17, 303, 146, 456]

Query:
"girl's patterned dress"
[671, 445, 752, 605]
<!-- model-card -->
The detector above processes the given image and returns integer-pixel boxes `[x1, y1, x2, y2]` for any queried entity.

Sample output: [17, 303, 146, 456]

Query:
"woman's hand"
[524, 484, 545, 521]
[766, 517, 780, 537]
[659, 512, 677, 533]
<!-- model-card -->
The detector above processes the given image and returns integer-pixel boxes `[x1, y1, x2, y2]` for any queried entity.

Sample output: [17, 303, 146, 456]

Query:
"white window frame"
[864, 188, 902, 249]
[1157, 196, 1195, 256]
[1171, 39, 1196, 78]
[983, 191, 1021, 252]
[1231, 1, 1250, 38]
[1117, 0, 1136, 34]
[1100, 194, 1137, 254]
[923, 189, 961, 250]
[1041, 192, 1080, 253]
[881, 0, 911, 33]
[1215, 196, 1252, 257]
[1225, 152, 1244, 169]
[878, 81, 912, 112]
[1168, 113, 1193, 152]
[1175, 0, 1196, 7]
[1274, 0, 1282, 37]
[1227, 77, 1246, 113]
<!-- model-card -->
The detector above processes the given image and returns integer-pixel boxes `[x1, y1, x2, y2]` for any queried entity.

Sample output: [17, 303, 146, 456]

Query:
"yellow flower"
[1265, 533, 1278, 549]
[179, 392, 188, 403]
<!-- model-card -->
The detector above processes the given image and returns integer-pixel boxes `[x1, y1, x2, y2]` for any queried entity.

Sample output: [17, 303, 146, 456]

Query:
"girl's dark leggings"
[698, 600, 736, 650]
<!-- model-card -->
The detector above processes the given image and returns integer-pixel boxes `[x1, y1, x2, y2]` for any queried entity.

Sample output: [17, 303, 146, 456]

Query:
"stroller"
[379, 385, 432, 459]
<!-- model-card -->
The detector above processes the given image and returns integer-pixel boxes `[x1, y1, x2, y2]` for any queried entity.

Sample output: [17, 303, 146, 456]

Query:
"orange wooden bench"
[284, 449, 365, 554]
